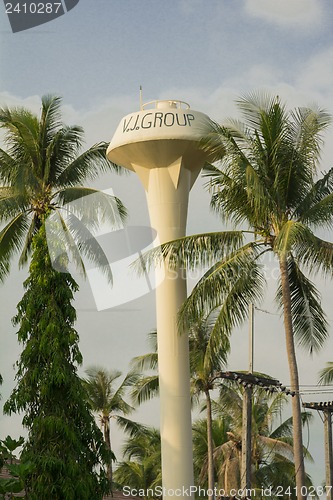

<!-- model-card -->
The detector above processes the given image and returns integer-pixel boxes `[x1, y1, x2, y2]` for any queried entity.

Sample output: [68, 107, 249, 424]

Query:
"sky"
[1, 0, 333, 491]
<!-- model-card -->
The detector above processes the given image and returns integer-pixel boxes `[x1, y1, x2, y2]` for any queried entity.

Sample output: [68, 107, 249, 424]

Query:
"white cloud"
[0, 91, 138, 149]
[296, 47, 333, 97]
[244, 0, 323, 29]
[0, 92, 42, 113]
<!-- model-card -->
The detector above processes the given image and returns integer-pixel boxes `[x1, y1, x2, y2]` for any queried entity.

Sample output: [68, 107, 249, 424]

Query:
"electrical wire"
[255, 307, 280, 316]
[298, 391, 333, 395]
[298, 384, 333, 387]
[255, 306, 333, 322]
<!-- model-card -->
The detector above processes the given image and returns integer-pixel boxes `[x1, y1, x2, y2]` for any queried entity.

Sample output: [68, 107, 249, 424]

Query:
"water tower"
[107, 99, 213, 498]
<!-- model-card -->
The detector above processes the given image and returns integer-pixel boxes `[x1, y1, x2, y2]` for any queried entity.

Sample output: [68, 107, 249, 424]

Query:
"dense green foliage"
[113, 422, 162, 499]
[4, 227, 109, 499]
[193, 386, 314, 500]
[0, 436, 28, 498]
[114, 381, 314, 500]
[0, 96, 126, 499]
[188, 316, 229, 498]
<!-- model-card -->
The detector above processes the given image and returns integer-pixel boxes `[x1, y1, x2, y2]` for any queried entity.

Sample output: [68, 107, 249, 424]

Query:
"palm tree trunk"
[279, 256, 306, 500]
[205, 389, 215, 500]
[103, 415, 113, 492]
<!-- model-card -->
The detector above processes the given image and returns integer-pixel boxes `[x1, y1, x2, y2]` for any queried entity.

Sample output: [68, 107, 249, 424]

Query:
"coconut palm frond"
[276, 256, 328, 353]
[0, 212, 31, 281]
[131, 352, 158, 372]
[318, 362, 333, 385]
[56, 187, 127, 229]
[131, 375, 159, 405]
[295, 234, 333, 275]
[178, 242, 265, 334]
[56, 142, 124, 187]
[135, 230, 245, 276]
[296, 166, 333, 226]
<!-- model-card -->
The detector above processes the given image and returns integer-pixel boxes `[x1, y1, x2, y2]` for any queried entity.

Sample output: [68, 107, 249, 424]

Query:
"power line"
[300, 391, 333, 396]
[255, 306, 333, 322]
[299, 384, 333, 387]
[255, 307, 279, 316]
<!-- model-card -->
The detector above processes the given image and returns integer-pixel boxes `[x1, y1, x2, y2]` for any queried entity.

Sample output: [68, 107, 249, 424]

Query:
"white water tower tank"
[107, 100, 213, 499]
[107, 99, 212, 177]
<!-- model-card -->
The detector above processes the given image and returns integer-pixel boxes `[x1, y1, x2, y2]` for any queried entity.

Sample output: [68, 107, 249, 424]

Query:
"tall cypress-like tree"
[4, 224, 109, 499]
[0, 95, 126, 498]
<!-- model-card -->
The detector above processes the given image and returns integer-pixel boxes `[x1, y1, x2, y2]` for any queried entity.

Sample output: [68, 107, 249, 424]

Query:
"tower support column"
[138, 164, 195, 499]
[106, 99, 213, 499]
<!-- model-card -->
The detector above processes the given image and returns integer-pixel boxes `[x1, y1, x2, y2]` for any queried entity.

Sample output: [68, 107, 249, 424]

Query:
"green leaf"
[130, 375, 159, 405]
[137, 230, 244, 274]
[318, 362, 333, 385]
[274, 221, 314, 256]
[178, 242, 266, 334]
[0, 212, 31, 280]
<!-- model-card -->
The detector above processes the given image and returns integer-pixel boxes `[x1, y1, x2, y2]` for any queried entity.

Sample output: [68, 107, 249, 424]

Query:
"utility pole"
[241, 303, 254, 493]
[213, 370, 293, 497]
[303, 402, 333, 500]
[325, 411, 333, 500]
[248, 302, 254, 374]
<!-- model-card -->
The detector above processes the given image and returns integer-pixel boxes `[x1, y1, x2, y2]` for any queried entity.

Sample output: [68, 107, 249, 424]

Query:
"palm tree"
[113, 422, 162, 499]
[130, 331, 159, 406]
[144, 93, 333, 498]
[83, 367, 139, 488]
[192, 416, 234, 496]
[0, 94, 126, 280]
[194, 385, 314, 499]
[189, 316, 230, 500]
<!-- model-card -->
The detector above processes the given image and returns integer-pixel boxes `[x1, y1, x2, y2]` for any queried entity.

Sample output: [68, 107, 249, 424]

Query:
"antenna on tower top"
[139, 86, 143, 110]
